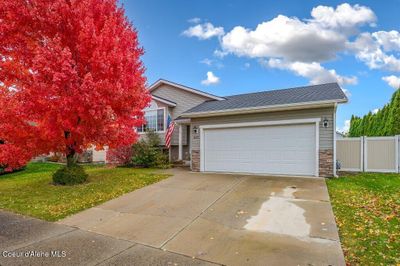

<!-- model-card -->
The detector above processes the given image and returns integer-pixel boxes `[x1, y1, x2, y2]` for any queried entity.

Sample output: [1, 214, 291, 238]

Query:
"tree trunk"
[66, 147, 76, 167]
[64, 131, 77, 167]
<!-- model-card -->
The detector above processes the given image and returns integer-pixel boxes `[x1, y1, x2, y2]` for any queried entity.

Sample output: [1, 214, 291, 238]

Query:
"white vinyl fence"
[336, 136, 399, 173]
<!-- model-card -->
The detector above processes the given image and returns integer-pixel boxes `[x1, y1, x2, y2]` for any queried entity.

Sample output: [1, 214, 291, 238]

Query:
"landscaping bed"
[0, 162, 168, 221]
[327, 172, 400, 265]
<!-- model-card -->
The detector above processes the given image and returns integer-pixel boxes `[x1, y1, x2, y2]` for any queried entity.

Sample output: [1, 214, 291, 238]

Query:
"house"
[336, 131, 345, 139]
[96, 79, 348, 177]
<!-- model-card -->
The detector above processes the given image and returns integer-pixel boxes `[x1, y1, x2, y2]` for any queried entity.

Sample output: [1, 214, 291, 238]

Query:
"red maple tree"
[0, 0, 149, 174]
[0, 92, 43, 172]
[106, 146, 133, 166]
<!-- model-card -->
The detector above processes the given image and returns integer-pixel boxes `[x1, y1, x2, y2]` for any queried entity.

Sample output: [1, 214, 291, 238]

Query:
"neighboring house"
[95, 79, 347, 177]
[336, 131, 345, 139]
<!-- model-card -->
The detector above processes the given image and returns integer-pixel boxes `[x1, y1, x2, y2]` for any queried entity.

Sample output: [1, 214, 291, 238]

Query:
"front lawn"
[0, 162, 168, 221]
[327, 173, 400, 265]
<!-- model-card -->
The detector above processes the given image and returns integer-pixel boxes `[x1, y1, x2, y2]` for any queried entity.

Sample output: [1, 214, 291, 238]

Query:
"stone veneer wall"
[319, 149, 334, 177]
[191, 150, 200, 171]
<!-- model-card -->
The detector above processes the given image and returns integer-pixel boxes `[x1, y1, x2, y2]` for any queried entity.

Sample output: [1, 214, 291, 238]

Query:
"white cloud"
[337, 119, 351, 133]
[264, 59, 357, 87]
[220, 4, 375, 63]
[244, 62, 251, 69]
[382, 75, 400, 89]
[202, 3, 377, 89]
[201, 71, 220, 85]
[372, 31, 400, 51]
[186, 3, 400, 91]
[200, 58, 224, 68]
[213, 49, 228, 58]
[372, 108, 380, 114]
[309, 3, 376, 34]
[221, 15, 346, 62]
[350, 32, 400, 72]
[182, 23, 224, 40]
[188, 17, 201, 24]
[200, 58, 213, 66]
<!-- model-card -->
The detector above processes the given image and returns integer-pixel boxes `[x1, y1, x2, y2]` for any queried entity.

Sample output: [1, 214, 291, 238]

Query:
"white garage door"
[203, 123, 317, 176]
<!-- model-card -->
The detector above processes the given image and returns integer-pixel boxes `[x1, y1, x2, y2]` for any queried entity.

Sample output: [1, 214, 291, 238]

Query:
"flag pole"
[165, 114, 174, 163]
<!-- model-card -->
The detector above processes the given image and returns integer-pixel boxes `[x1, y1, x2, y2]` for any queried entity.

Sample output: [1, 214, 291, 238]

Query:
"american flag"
[165, 114, 175, 148]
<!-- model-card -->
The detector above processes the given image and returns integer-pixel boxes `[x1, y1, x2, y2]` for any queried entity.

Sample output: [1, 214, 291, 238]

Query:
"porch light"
[193, 126, 199, 134]
[323, 118, 329, 128]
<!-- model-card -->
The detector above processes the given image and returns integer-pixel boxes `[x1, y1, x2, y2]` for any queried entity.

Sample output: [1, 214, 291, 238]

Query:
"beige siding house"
[148, 80, 223, 161]
[189, 107, 336, 176]
[99, 79, 347, 177]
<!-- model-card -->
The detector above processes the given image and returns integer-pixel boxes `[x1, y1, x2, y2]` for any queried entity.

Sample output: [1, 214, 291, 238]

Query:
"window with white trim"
[137, 108, 165, 132]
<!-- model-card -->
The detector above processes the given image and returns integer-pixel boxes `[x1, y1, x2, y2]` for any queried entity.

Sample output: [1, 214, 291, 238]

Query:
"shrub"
[131, 140, 156, 167]
[52, 164, 88, 185]
[154, 151, 170, 169]
[132, 130, 170, 168]
[106, 146, 133, 166]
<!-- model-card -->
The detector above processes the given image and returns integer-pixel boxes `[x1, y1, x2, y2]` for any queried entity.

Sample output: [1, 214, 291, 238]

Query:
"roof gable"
[148, 79, 225, 101]
[151, 95, 176, 107]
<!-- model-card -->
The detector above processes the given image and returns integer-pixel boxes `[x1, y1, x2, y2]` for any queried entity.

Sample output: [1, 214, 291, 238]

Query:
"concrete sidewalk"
[0, 210, 216, 266]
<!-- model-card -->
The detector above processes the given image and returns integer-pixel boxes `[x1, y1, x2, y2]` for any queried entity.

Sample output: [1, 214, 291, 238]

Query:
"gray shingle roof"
[183, 83, 347, 114]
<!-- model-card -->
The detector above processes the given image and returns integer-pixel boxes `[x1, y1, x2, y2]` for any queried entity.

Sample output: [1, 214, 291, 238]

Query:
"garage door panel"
[203, 124, 316, 176]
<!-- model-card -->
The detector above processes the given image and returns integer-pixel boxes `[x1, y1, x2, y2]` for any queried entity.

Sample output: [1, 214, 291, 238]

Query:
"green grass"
[0, 162, 169, 221]
[327, 173, 400, 265]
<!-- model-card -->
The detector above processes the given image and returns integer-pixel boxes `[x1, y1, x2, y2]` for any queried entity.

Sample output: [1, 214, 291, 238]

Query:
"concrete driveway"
[1, 168, 345, 265]
[61, 168, 344, 265]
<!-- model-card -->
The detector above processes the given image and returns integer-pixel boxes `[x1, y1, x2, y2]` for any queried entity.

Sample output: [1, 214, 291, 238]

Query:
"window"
[157, 109, 164, 131]
[137, 108, 165, 132]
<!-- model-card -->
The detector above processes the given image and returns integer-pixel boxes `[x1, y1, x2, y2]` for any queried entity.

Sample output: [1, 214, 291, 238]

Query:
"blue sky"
[120, 0, 400, 132]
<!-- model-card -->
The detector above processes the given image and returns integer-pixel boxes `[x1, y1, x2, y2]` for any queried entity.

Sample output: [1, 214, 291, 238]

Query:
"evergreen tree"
[379, 105, 385, 135]
[385, 92, 396, 135]
[354, 117, 361, 137]
[377, 107, 383, 136]
[366, 112, 375, 136]
[348, 89, 400, 137]
[389, 90, 400, 135]
[349, 115, 356, 136]
[381, 104, 390, 136]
